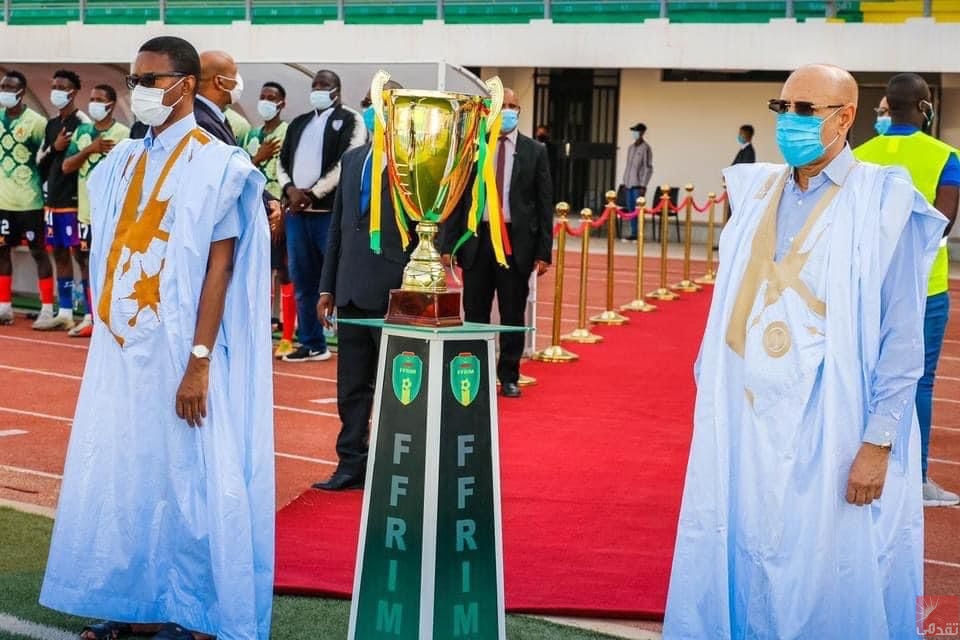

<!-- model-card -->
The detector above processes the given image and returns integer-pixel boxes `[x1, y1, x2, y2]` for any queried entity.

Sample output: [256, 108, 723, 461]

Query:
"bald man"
[856, 74, 960, 508]
[197, 51, 281, 233]
[664, 65, 946, 639]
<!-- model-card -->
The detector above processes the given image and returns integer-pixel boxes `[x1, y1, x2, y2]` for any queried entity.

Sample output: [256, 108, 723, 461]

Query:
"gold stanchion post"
[561, 208, 603, 344]
[532, 203, 578, 363]
[647, 184, 679, 301]
[590, 191, 629, 325]
[621, 196, 656, 312]
[695, 191, 717, 285]
[672, 184, 701, 292]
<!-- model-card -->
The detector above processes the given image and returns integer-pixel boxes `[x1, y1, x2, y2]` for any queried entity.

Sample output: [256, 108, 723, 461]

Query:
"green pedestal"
[344, 321, 524, 640]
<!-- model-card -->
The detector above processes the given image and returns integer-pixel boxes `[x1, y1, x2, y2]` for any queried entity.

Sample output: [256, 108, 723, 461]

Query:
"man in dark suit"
[278, 69, 366, 363]
[732, 124, 756, 165]
[194, 51, 281, 232]
[443, 88, 553, 398]
[315, 133, 413, 490]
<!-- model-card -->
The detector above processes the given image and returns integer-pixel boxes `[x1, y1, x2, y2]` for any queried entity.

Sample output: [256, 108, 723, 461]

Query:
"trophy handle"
[370, 69, 391, 126]
[485, 76, 504, 122]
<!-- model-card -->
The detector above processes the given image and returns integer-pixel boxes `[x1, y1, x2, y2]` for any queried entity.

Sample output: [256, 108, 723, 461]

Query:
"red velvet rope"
[553, 190, 729, 232]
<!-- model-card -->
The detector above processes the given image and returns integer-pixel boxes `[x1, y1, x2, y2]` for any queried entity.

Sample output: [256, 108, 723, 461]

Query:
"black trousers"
[462, 224, 531, 385]
[334, 304, 383, 475]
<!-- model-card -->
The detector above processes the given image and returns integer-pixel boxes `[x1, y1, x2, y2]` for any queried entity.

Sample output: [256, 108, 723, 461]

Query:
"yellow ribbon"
[482, 114, 508, 267]
[369, 113, 385, 254]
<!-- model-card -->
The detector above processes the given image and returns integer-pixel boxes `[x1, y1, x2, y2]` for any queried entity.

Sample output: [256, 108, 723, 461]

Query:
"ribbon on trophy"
[452, 104, 511, 267]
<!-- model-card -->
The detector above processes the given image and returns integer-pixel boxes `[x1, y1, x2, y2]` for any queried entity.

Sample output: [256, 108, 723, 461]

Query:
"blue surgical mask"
[310, 90, 335, 111]
[631, 130, 641, 141]
[874, 115, 892, 136]
[363, 105, 376, 132]
[737, 134, 746, 145]
[775, 109, 841, 168]
[500, 109, 519, 133]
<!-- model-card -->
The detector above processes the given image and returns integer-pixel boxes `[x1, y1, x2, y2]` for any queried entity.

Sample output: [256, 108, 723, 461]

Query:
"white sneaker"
[923, 479, 960, 507]
[68, 315, 93, 338]
[0, 307, 13, 325]
[32, 310, 75, 331]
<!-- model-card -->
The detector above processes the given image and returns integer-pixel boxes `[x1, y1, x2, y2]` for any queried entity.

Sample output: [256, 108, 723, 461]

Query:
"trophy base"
[386, 289, 463, 327]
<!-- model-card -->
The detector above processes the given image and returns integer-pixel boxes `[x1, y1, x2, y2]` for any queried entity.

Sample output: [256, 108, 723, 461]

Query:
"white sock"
[41, 303, 54, 315]
[0, 302, 11, 314]
[83, 313, 92, 322]
[57, 307, 72, 318]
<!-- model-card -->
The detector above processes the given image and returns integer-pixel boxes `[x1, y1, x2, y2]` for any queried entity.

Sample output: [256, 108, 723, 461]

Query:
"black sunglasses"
[125, 72, 187, 90]
[768, 99, 845, 117]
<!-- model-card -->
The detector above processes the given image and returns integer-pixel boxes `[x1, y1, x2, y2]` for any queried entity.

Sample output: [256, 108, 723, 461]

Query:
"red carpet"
[274, 291, 712, 619]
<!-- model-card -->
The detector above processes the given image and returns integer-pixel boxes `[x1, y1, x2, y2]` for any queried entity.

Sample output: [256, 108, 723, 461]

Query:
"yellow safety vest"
[854, 131, 954, 296]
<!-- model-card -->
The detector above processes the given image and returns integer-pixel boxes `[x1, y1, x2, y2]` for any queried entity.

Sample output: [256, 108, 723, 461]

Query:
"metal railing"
[0, 0, 937, 24]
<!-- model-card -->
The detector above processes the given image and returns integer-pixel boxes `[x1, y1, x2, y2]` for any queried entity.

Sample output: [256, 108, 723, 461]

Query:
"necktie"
[360, 150, 373, 220]
[496, 135, 508, 211]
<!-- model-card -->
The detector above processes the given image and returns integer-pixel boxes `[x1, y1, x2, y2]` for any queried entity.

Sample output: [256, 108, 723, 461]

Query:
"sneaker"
[274, 339, 295, 359]
[282, 345, 332, 362]
[0, 308, 13, 326]
[32, 311, 75, 331]
[68, 316, 93, 338]
[923, 479, 960, 507]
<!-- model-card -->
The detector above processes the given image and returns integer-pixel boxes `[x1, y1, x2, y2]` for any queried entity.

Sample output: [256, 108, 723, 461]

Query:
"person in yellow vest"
[855, 73, 960, 507]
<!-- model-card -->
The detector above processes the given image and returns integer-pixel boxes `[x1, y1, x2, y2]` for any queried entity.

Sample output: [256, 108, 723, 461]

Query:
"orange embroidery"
[98, 129, 209, 345]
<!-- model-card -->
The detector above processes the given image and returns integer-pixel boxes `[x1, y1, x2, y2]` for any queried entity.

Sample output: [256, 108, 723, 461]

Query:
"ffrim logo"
[917, 595, 960, 637]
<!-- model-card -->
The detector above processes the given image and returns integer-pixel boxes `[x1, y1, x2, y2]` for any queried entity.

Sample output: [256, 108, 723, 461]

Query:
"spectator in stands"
[665, 64, 943, 639]
[61, 83, 130, 338]
[36, 69, 90, 331]
[442, 88, 553, 398]
[0, 70, 51, 327]
[244, 81, 297, 358]
[732, 124, 756, 164]
[855, 73, 960, 508]
[621, 122, 653, 241]
[277, 69, 365, 362]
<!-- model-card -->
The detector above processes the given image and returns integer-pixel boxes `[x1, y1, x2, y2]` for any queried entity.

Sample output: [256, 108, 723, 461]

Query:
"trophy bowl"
[371, 72, 503, 327]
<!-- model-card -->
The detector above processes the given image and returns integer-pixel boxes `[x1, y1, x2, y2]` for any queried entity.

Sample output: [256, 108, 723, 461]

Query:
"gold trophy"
[369, 70, 504, 327]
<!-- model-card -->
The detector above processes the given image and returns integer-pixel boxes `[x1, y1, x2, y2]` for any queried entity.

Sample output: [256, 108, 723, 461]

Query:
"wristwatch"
[191, 344, 212, 361]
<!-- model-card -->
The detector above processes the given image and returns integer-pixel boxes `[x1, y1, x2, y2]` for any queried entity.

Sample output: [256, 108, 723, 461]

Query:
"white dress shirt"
[292, 108, 333, 190]
[484, 127, 517, 223]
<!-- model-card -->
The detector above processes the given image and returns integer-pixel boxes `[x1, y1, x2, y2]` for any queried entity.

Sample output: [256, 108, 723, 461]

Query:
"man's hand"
[252, 138, 281, 165]
[267, 200, 282, 237]
[54, 128, 73, 152]
[317, 294, 335, 329]
[535, 259, 550, 276]
[88, 136, 115, 156]
[845, 443, 891, 506]
[285, 186, 311, 212]
[176, 358, 209, 428]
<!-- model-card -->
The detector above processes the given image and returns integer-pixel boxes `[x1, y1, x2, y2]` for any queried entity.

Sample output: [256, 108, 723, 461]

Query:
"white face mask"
[219, 73, 243, 104]
[51, 89, 72, 110]
[88, 102, 112, 123]
[131, 78, 185, 128]
[0, 91, 21, 109]
[257, 100, 279, 121]
[310, 90, 335, 111]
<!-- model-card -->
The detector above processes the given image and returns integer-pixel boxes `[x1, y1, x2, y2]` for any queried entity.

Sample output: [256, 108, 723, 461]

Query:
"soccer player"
[61, 83, 130, 338]
[36, 69, 90, 331]
[0, 70, 53, 326]
[244, 81, 296, 358]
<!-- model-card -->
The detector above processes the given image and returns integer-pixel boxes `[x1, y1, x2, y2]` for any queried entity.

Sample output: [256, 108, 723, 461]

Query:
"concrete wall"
[2, 19, 960, 72]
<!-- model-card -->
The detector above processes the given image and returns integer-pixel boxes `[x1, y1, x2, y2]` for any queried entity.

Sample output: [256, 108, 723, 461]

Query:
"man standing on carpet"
[314, 80, 413, 491]
[39, 36, 275, 640]
[442, 88, 553, 399]
[663, 64, 945, 639]
[854, 73, 960, 508]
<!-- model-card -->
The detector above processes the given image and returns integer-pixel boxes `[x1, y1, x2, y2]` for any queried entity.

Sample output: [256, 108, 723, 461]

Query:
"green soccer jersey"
[68, 120, 131, 224]
[226, 108, 252, 145]
[243, 121, 288, 200]
[0, 107, 47, 211]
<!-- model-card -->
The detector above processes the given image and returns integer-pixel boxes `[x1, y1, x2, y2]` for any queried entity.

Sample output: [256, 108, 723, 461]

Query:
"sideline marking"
[0, 614, 74, 640]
